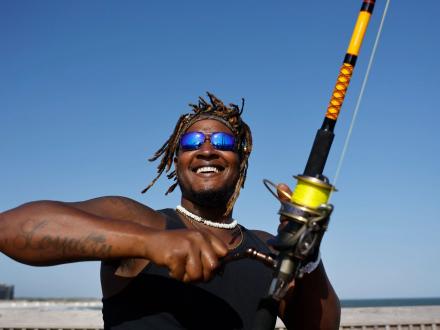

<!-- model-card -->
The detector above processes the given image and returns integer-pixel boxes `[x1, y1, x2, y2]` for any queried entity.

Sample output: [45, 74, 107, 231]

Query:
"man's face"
[175, 119, 240, 208]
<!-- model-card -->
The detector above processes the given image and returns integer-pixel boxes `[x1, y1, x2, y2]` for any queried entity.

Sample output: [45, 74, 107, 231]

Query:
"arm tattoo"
[13, 220, 112, 258]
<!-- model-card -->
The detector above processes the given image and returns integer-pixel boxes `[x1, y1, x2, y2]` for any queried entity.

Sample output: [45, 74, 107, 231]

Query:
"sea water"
[341, 297, 440, 308]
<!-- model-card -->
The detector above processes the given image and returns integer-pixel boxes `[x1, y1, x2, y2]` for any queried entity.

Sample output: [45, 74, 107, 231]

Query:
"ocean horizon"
[341, 297, 440, 308]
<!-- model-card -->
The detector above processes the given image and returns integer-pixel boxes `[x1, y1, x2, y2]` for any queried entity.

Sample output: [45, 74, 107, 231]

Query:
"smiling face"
[175, 119, 240, 209]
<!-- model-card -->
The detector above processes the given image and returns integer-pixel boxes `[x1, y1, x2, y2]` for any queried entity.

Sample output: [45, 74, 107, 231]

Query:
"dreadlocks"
[142, 92, 252, 215]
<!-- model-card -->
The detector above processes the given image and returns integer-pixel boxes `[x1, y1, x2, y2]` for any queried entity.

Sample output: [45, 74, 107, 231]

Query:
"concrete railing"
[339, 326, 439, 330]
[1, 301, 439, 330]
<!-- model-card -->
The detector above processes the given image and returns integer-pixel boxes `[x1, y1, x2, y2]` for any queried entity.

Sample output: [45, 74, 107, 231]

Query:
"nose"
[196, 138, 218, 158]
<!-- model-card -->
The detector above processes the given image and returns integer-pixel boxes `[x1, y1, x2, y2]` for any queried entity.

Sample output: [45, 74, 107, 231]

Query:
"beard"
[178, 179, 236, 209]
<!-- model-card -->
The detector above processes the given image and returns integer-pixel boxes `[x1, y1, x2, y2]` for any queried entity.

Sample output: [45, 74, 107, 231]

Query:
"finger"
[279, 280, 296, 317]
[207, 232, 228, 258]
[200, 248, 219, 281]
[182, 273, 190, 283]
[277, 183, 293, 231]
[195, 233, 222, 281]
[169, 258, 186, 281]
[183, 248, 203, 282]
[185, 230, 220, 282]
[277, 183, 292, 202]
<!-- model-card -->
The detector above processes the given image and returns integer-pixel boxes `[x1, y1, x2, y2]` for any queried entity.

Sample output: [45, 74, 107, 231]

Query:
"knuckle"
[190, 230, 205, 241]
[218, 247, 228, 257]
[203, 252, 219, 270]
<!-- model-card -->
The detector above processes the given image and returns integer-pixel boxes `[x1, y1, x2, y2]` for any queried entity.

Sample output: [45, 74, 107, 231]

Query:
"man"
[0, 93, 340, 329]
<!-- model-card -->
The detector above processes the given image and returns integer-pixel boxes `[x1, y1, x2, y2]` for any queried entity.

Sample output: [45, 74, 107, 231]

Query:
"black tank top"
[102, 209, 276, 330]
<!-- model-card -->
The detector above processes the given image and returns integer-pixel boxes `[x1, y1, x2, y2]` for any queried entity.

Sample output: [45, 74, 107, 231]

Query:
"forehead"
[185, 119, 234, 135]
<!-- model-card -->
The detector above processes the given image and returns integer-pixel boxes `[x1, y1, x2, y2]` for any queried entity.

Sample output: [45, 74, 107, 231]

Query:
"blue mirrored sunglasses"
[180, 131, 236, 151]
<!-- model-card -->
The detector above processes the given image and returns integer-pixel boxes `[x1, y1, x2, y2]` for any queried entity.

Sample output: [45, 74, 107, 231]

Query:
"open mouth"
[193, 165, 225, 174]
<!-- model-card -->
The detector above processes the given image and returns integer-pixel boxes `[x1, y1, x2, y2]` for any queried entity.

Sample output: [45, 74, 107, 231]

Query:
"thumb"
[276, 183, 292, 202]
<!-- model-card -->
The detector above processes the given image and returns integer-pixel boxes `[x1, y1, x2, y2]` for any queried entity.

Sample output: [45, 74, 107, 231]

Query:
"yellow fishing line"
[291, 176, 333, 209]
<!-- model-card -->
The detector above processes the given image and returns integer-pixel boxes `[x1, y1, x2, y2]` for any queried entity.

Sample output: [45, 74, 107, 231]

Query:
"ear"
[174, 156, 179, 175]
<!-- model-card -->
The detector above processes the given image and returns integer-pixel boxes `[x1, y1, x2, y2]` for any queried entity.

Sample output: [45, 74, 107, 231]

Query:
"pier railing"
[0, 324, 440, 329]
[339, 326, 440, 330]
[0, 301, 439, 330]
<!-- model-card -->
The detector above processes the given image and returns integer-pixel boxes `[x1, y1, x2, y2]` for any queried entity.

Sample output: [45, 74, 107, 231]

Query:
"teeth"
[196, 166, 219, 174]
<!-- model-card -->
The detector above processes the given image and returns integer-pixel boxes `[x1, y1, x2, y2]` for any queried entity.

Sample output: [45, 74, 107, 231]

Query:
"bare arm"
[252, 229, 340, 329]
[0, 198, 227, 283]
[270, 183, 340, 329]
[0, 199, 161, 265]
[279, 262, 341, 330]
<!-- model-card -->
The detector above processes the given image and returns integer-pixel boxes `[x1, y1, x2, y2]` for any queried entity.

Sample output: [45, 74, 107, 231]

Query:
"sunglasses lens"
[180, 132, 205, 150]
[211, 132, 235, 150]
[180, 132, 236, 151]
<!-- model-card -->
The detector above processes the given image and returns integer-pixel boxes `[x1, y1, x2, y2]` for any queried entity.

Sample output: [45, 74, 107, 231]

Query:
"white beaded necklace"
[176, 205, 238, 229]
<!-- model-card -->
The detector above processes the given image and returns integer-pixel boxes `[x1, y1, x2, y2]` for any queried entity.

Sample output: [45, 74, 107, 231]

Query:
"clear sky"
[1, 0, 439, 300]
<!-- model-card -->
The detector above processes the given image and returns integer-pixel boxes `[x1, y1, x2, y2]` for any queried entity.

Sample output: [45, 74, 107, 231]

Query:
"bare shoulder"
[67, 196, 166, 229]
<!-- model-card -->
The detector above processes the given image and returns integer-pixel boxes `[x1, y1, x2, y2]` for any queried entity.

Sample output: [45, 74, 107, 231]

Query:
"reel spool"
[264, 175, 335, 224]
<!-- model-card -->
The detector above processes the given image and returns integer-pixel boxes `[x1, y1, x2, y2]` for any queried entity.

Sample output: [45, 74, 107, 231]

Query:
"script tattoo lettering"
[14, 220, 112, 258]
[13, 220, 47, 250]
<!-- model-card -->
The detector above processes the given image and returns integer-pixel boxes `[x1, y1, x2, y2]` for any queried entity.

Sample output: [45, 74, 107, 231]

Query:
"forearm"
[0, 201, 154, 266]
[280, 262, 341, 330]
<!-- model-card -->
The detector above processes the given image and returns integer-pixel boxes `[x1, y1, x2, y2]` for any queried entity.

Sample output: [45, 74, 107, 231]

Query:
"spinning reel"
[263, 175, 334, 300]
[222, 175, 335, 301]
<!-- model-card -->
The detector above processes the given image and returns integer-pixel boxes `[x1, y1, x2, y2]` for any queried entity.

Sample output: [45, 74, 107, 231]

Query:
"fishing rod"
[254, 1, 378, 328]
[269, 0, 375, 283]
[222, 0, 383, 327]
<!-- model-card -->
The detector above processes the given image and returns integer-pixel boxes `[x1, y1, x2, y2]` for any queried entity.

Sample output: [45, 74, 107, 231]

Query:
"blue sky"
[1, 0, 439, 299]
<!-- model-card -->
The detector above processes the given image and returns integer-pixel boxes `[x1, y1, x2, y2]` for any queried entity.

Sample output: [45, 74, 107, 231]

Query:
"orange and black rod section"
[303, 0, 375, 177]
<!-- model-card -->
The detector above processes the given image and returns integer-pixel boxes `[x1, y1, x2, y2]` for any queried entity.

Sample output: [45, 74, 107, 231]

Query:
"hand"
[276, 182, 328, 266]
[146, 229, 228, 283]
[276, 183, 293, 202]
[276, 183, 293, 232]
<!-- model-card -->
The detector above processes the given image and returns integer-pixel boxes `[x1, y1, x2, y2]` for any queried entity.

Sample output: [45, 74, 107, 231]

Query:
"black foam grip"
[303, 129, 335, 177]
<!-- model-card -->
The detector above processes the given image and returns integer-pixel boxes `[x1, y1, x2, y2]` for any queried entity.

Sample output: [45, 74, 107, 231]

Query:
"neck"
[180, 198, 232, 223]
